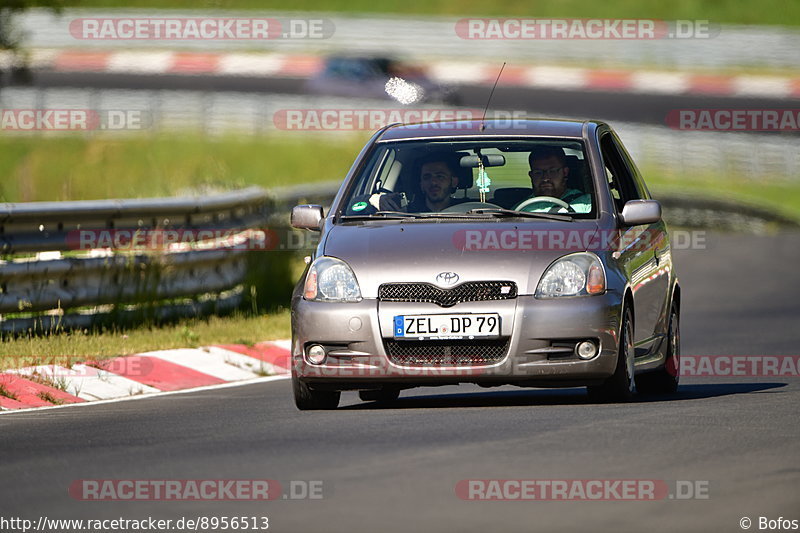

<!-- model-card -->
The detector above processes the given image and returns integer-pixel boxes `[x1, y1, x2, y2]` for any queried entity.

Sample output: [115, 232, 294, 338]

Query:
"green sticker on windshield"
[352, 201, 368, 212]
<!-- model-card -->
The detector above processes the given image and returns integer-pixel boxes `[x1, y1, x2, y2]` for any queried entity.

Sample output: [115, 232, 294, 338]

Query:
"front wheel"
[588, 307, 635, 402]
[293, 374, 340, 410]
[636, 303, 680, 394]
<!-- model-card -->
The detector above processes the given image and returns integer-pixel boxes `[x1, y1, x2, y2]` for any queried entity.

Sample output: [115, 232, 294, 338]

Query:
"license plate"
[393, 314, 500, 340]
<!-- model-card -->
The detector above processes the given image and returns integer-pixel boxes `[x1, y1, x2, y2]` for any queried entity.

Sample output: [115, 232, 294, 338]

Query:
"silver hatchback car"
[290, 119, 680, 409]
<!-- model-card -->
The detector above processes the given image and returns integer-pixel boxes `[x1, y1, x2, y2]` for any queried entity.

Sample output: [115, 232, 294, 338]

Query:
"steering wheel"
[440, 201, 500, 213]
[514, 196, 575, 214]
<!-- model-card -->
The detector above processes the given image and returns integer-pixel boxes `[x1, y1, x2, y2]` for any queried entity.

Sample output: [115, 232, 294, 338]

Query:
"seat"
[564, 155, 589, 191]
[491, 155, 590, 209]
[491, 187, 532, 208]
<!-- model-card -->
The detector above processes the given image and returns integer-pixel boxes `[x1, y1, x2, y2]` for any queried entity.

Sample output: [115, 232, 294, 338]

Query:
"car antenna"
[480, 62, 506, 131]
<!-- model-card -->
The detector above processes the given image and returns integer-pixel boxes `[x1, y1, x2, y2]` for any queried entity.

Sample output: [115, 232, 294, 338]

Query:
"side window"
[600, 133, 640, 212]
[375, 150, 401, 191]
[613, 134, 652, 200]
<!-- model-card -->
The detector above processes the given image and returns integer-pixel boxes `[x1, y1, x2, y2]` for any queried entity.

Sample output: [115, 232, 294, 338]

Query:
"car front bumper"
[291, 291, 624, 389]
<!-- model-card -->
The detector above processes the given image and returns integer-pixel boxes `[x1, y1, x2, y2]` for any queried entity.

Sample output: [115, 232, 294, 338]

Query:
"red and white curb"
[10, 48, 800, 100]
[0, 340, 291, 411]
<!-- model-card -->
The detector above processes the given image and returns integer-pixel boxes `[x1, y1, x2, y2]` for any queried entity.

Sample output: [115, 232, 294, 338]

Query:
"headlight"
[303, 257, 362, 302]
[535, 252, 606, 298]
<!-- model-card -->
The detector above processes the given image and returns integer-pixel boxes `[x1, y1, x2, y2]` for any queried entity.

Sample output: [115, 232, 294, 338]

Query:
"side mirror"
[620, 199, 661, 226]
[291, 204, 324, 231]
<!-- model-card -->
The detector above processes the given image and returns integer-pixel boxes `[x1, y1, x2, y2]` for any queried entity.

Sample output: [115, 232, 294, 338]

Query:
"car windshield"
[339, 139, 596, 219]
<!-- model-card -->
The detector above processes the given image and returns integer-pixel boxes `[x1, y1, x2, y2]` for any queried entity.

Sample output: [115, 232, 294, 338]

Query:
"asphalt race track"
[9, 70, 800, 131]
[1, 232, 799, 533]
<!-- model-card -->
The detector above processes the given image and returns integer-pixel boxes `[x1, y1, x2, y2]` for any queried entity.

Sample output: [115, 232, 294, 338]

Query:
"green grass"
[0, 133, 367, 202]
[0, 310, 292, 363]
[644, 169, 800, 223]
[62, 0, 800, 27]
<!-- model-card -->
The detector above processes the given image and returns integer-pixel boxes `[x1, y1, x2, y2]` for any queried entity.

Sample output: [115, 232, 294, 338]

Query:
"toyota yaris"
[290, 119, 680, 409]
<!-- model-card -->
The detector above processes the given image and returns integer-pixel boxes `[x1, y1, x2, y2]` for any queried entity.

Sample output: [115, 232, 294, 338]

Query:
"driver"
[521, 146, 591, 213]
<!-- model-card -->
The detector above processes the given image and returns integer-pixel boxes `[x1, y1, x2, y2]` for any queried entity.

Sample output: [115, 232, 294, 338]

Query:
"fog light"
[306, 344, 327, 365]
[576, 341, 598, 360]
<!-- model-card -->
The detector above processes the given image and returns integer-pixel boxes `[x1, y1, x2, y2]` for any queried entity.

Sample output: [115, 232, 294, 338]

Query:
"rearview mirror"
[460, 154, 506, 168]
[291, 204, 324, 231]
[620, 199, 661, 226]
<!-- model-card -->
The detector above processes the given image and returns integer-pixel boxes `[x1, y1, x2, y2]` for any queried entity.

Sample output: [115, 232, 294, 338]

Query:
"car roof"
[376, 118, 604, 142]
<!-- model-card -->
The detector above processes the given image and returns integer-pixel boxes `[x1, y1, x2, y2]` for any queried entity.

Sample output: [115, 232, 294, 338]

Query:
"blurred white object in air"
[385, 77, 424, 104]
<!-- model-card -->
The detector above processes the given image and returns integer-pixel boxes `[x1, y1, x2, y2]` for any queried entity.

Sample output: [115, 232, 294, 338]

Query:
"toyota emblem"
[435, 272, 460, 286]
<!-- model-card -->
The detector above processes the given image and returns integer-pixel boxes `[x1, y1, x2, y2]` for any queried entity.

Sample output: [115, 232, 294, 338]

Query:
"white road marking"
[632, 71, 690, 94]
[0, 375, 290, 416]
[427, 61, 491, 84]
[140, 348, 263, 381]
[204, 346, 285, 376]
[107, 51, 174, 73]
[7, 364, 160, 400]
[218, 53, 286, 76]
[525, 66, 588, 89]
[733, 76, 792, 97]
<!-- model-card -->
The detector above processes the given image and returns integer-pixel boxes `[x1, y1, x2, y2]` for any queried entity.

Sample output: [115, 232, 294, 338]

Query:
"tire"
[292, 373, 340, 410]
[588, 306, 635, 402]
[359, 387, 401, 403]
[636, 303, 680, 394]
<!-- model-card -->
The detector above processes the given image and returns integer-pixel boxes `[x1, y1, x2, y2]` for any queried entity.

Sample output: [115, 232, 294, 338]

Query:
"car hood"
[323, 220, 600, 297]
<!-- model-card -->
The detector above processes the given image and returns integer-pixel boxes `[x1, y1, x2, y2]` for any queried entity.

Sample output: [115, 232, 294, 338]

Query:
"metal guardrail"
[16, 9, 800, 70]
[0, 248, 249, 314]
[657, 195, 800, 233]
[0, 187, 273, 333]
[0, 186, 269, 254]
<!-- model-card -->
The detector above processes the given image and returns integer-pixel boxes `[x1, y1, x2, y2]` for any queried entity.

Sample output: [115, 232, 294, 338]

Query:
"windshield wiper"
[339, 211, 424, 221]
[465, 208, 573, 221]
[411, 211, 493, 218]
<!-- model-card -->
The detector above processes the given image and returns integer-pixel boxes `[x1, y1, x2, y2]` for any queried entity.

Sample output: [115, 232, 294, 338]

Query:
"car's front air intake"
[385, 339, 510, 366]
[378, 281, 517, 308]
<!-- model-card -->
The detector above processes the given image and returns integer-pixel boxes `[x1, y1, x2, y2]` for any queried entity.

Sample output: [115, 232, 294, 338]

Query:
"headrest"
[564, 155, 588, 191]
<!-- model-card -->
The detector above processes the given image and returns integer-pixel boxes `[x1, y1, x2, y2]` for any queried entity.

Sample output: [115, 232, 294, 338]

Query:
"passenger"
[361, 153, 468, 213]
[405, 154, 468, 212]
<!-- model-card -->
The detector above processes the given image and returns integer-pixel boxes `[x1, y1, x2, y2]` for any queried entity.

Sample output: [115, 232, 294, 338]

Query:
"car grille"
[378, 281, 517, 308]
[385, 339, 509, 366]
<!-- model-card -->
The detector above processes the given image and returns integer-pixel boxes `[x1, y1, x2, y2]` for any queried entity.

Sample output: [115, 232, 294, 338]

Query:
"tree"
[1, 0, 65, 81]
